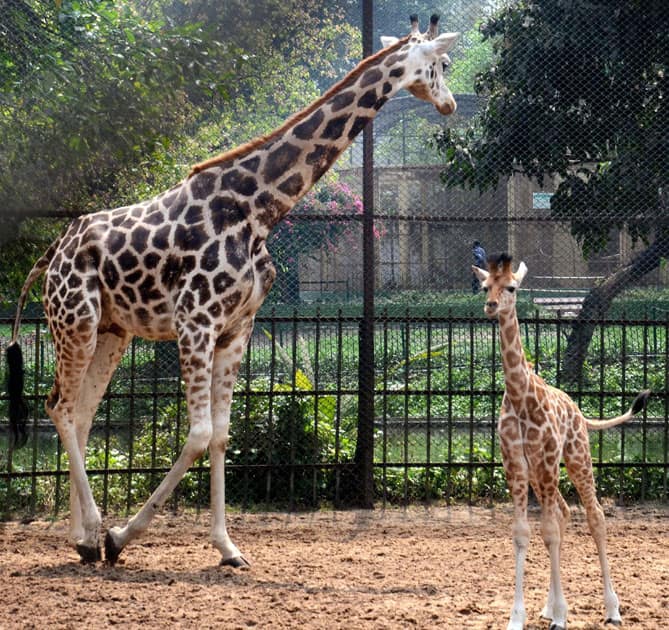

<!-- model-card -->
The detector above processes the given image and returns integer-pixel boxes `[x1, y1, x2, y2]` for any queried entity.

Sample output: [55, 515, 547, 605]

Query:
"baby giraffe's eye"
[442, 62, 449, 72]
[482, 286, 489, 293]
[507, 286, 516, 293]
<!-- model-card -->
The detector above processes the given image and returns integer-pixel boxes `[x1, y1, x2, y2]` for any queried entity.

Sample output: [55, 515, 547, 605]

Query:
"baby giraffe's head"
[472, 253, 527, 319]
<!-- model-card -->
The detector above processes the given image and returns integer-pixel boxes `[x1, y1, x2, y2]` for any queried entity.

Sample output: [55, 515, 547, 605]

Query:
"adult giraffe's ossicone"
[6, 14, 459, 567]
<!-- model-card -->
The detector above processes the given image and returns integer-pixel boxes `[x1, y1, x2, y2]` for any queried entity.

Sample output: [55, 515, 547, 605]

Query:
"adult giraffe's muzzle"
[436, 98, 456, 115]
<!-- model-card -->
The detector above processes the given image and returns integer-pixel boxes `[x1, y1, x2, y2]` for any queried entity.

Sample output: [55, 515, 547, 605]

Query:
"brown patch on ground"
[1, 504, 667, 629]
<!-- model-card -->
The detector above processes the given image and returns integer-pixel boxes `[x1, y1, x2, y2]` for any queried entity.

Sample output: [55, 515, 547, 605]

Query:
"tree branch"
[562, 231, 669, 384]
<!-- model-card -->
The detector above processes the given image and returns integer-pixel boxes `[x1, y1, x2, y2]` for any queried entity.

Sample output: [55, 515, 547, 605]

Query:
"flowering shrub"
[267, 180, 369, 303]
[270, 181, 363, 259]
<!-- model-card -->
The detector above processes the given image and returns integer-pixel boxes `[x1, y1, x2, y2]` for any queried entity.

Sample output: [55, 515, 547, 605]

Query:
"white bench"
[533, 296, 585, 317]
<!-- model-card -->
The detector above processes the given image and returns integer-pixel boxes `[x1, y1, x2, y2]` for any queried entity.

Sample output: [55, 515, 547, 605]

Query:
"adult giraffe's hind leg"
[209, 319, 254, 567]
[67, 330, 132, 550]
[46, 319, 103, 562]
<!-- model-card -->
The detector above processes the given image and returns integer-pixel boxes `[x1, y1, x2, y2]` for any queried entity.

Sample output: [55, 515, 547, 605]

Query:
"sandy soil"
[1, 503, 667, 629]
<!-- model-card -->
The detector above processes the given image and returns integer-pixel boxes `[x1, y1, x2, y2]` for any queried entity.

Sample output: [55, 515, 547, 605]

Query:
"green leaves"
[1, 0, 244, 206]
[435, 0, 668, 257]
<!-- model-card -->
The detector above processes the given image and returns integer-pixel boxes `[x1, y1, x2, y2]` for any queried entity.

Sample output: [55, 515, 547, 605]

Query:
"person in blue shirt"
[472, 240, 487, 293]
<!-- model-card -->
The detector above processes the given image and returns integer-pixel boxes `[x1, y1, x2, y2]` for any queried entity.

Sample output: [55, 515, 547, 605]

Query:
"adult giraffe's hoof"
[549, 624, 566, 630]
[219, 554, 250, 569]
[76, 543, 101, 564]
[104, 530, 123, 566]
[605, 620, 622, 627]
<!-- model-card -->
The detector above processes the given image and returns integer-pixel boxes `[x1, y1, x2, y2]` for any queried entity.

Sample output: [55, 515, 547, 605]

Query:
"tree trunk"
[562, 233, 669, 384]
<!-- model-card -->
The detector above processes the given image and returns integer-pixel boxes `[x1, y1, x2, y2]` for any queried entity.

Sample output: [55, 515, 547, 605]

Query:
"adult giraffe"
[473, 253, 650, 629]
[6, 15, 459, 566]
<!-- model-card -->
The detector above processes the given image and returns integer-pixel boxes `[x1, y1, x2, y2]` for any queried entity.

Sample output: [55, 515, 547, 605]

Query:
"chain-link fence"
[1, 1, 667, 516]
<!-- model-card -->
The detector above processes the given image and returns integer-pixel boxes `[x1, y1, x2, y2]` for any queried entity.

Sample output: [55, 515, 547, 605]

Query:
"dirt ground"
[1, 503, 667, 629]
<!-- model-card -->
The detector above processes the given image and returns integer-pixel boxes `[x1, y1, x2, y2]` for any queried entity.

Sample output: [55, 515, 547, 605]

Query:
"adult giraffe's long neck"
[497, 308, 532, 402]
[188, 36, 412, 236]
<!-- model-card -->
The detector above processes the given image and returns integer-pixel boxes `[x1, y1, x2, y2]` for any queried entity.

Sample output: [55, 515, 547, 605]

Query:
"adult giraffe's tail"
[584, 389, 651, 430]
[6, 238, 60, 449]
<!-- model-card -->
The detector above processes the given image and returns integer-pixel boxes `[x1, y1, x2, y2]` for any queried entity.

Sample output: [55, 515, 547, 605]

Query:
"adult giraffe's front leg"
[105, 327, 216, 565]
[209, 318, 254, 567]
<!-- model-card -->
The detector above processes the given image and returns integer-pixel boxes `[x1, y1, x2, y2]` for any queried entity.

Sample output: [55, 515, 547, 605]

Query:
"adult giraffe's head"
[380, 14, 459, 115]
[473, 253, 528, 319]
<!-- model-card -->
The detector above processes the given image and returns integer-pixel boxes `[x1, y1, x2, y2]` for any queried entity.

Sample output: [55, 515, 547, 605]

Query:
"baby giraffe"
[473, 253, 649, 630]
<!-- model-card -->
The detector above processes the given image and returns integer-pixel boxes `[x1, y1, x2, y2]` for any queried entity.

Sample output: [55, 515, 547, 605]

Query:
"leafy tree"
[0, 0, 360, 302]
[0, 0, 237, 299]
[447, 24, 494, 94]
[172, 0, 360, 161]
[433, 0, 668, 381]
[0, 1, 233, 216]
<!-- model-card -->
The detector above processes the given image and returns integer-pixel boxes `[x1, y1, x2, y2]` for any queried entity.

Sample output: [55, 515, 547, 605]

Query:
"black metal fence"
[2, 306, 667, 517]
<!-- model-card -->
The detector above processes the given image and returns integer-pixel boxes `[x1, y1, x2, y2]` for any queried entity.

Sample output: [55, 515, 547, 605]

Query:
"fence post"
[353, 0, 375, 508]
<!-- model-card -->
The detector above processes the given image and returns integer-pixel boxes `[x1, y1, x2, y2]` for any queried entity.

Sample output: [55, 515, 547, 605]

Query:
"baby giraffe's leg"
[537, 482, 569, 630]
[565, 434, 621, 625]
[499, 416, 530, 630]
[540, 491, 570, 621]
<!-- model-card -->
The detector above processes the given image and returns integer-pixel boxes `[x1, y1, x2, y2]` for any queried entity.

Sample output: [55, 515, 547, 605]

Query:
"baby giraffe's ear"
[472, 265, 489, 283]
[515, 261, 528, 284]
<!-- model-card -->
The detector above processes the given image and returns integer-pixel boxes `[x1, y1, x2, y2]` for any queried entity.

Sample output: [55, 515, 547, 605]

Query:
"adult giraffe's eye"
[482, 286, 489, 293]
[507, 286, 516, 293]
[442, 62, 449, 72]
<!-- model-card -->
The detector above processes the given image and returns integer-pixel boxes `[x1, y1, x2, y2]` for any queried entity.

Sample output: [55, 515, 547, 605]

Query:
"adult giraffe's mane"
[188, 35, 411, 177]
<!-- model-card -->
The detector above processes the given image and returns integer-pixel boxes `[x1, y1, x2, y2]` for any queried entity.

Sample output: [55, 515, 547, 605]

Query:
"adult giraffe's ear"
[472, 265, 489, 283]
[428, 32, 460, 56]
[380, 36, 399, 48]
[515, 262, 528, 285]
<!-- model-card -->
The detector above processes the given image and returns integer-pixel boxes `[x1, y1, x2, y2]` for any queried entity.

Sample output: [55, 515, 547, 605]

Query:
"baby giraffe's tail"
[585, 389, 651, 430]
